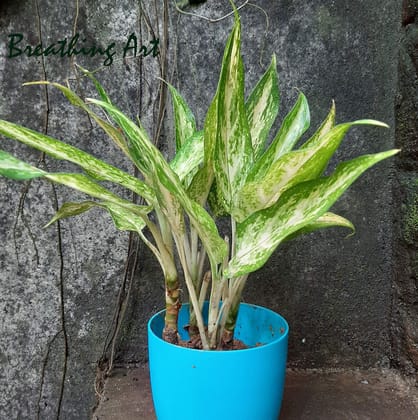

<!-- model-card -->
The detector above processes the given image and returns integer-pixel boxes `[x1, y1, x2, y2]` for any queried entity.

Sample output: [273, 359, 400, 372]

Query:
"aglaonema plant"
[163, 9, 399, 349]
[0, 7, 399, 351]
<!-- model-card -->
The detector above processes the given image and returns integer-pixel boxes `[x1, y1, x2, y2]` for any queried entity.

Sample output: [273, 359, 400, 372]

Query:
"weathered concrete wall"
[0, 0, 163, 418]
[392, 0, 418, 380]
[0, 0, 411, 418]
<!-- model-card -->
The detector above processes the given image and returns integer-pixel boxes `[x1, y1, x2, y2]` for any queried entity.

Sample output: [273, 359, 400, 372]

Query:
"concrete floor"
[93, 366, 418, 420]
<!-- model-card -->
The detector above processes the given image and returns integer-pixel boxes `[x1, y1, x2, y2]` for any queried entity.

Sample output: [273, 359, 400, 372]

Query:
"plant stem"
[152, 212, 181, 344]
[175, 233, 209, 350]
[185, 226, 202, 340]
[198, 270, 211, 308]
[208, 265, 225, 348]
[220, 274, 248, 347]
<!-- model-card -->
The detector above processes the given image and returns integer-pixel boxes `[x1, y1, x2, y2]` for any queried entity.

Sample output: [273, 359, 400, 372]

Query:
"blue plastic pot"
[148, 302, 289, 420]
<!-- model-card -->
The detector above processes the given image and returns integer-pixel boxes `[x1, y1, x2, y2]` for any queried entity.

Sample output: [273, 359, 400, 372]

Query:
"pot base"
[148, 302, 289, 420]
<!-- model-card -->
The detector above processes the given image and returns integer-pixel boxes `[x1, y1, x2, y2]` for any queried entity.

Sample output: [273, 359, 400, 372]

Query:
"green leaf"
[167, 83, 197, 151]
[75, 65, 113, 105]
[225, 148, 400, 277]
[212, 15, 253, 212]
[247, 92, 310, 183]
[45, 200, 149, 233]
[87, 99, 227, 264]
[0, 149, 46, 180]
[245, 54, 280, 159]
[44, 172, 152, 230]
[25, 81, 131, 159]
[45, 201, 99, 227]
[187, 93, 219, 206]
[282, 212, 355, 242]
[300, 100, 336, 149]
[73, 66, 137, 149]
[207, 178, 229, 217]
[170, 130, 203, 187]
[0, 119, 155, 203]
[0, 149, 151, 231]
[98, 201, 148, 232]
[45, 172, 128, 201]
[234, 119, 388, 221]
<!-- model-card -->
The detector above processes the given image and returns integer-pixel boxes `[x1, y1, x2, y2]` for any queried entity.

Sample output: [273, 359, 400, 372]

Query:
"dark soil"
[177, 333, 248, 350]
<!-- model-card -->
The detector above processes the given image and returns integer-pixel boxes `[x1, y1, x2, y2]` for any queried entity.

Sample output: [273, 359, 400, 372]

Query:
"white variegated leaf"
[25, 81, 131, 158]
[212, 16, 253, 212]
[0, 149, 46, 180]
[234, 119, 389, 221]
[170, 131, 203, 187]
[187, 91, 219, 207]
[283, 212, 355, 242]
[0, 119, 155, 203]
[87, 99, 227, 264]
[167, 83, 197, 151]
[245, 54, 280, 159]
[301, 101, 336, 149]
[247, 92, 310, 183]
[225, 149, 400, 277]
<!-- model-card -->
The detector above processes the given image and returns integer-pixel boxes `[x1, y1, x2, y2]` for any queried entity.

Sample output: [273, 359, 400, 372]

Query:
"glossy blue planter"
[148, 302, 289, 420]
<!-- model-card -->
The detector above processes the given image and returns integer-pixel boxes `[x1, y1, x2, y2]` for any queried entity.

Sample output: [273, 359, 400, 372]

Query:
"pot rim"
[147, 302, 289, 353]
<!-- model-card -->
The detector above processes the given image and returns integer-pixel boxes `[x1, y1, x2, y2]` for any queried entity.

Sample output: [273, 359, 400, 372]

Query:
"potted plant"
[0, 6, 398, 420]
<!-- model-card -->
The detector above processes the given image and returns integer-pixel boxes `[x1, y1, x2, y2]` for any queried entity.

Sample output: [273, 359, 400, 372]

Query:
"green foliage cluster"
[0, 9, 399, 349]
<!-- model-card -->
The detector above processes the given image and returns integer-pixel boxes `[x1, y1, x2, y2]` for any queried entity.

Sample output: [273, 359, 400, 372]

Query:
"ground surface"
[93, 366, 418, 420]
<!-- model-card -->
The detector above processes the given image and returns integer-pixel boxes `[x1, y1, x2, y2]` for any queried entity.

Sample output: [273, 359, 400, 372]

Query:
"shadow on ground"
[93, 366, 418, 419]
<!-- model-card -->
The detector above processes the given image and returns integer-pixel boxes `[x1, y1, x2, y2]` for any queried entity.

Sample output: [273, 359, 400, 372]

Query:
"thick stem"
[208, 266, 225, 348]
[220, 275, 248, 347]
[187, 227, 201, 340]
[152, 212, 181, 344]
[162, 272, 181, 344]
[207, 234, 231, 348]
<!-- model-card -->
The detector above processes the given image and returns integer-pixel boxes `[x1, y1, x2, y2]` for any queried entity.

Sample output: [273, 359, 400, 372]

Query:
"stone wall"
[0, 0, 411, 418]
[392, 0, 418, 380]
[0, 0, 164, 418]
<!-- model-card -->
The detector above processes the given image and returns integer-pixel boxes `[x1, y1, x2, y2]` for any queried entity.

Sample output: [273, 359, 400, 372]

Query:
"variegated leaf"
[76, 65, 113, 105]
[234, 120, 388, 221]
[207, 178, 229, 217]
[212, 16, 253, 212]
[45, 200, 150, 232]
[186, 92, 219, 207]
[74, 66, 136, 144]
[225, 148, 400, 277]
[282, 212, 354, 242]
[301, 101, 336, 149]
[245, 54, 280, 159]
[97, 201, 149, 232]
[247, 92, 310, 183]
[45, 201, 99, 227]
[87, 99, 227, 264]
[95, 201, 168, 273]
[25, 81, 131, 158]
[45, 172, 129, 202]
[0, 150, 151, 230]
[170, 130, 203, 187]
[167, 83, 197, 151]
[0, 119, 155, 203]
[0, 149, 46, 180]
[44, 173, 152, 234]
